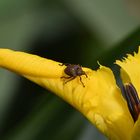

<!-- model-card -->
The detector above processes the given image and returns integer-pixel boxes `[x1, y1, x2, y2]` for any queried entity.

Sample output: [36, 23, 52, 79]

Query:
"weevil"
[59, 63, 88, 87]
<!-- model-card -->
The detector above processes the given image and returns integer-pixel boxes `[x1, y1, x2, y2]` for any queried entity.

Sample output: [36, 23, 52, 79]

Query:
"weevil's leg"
[64, 77, 76, 84]
[79, 76, 85, 87]
[84, 73, 88, 78]
[61, 76, 71, 79]
[65, 77, 75, 84]
[82, 70, 88, 78]
[61, 76, 76, 84]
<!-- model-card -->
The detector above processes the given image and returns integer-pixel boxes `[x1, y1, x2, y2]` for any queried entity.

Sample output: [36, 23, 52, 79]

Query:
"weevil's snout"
[81, 70, 88, 78]
[123, 83, 140, 122]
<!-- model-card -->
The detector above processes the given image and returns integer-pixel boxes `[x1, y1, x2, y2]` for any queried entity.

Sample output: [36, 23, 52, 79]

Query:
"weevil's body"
[64, 64, 85, 77]
[60, 63, 88, 87]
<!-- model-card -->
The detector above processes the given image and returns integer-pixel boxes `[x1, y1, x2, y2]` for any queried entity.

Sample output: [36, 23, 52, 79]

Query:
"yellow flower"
[0, 48, 140, 140]
[116, 47, 140, 140]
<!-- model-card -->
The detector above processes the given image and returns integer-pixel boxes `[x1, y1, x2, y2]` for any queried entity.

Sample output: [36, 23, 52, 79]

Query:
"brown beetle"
[59, 63, 88, 87]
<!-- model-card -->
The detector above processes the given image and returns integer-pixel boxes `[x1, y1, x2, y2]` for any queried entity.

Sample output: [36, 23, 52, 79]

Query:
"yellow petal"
[0, 49, 134, 140]
[116, 47, 140, 140]
[0, 49, 64, 77]
[116, 47, 140, 97]
[131, 116, 140, 140]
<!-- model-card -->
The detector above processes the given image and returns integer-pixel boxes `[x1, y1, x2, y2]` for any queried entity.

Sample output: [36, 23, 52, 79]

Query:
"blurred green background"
[0, 0, 140, 140]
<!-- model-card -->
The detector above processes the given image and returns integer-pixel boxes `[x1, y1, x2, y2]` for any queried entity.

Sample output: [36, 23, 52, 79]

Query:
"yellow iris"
[0, 47, 140, 140]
